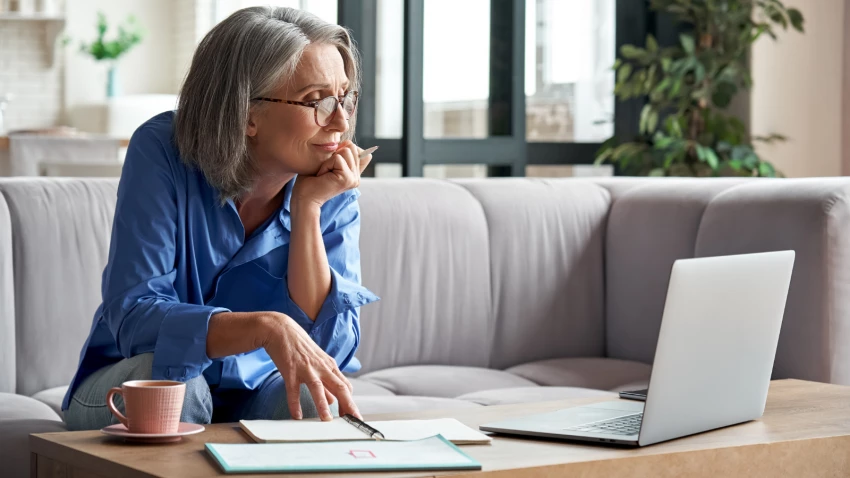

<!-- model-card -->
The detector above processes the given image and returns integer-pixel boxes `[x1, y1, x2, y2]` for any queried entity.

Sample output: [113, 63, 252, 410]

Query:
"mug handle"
[106, 387, 129, 428]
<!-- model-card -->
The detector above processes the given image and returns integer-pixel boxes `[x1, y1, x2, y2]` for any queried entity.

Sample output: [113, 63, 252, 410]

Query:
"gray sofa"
[3, 176, 850, 477]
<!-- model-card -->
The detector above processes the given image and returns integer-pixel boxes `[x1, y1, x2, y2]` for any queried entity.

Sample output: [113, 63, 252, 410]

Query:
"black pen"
[342, 414, 385, 440]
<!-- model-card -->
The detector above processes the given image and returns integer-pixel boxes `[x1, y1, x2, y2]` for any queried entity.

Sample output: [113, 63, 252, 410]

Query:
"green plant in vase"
[78, 11, 144, 98]
[595, 0, 804, 177]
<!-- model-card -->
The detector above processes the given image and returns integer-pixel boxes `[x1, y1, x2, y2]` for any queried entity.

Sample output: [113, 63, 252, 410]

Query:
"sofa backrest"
[593, 177, 850, 385]
[355, 179, 494, 373]
[455, 179, 609, 370]
[0, 179, 117, 396]
[6, 175, 850, 395]
[596, 179, 747, 364]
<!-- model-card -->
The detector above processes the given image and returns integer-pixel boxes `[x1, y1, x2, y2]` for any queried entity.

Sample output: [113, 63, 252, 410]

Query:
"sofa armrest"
[696, 179, 850, 385]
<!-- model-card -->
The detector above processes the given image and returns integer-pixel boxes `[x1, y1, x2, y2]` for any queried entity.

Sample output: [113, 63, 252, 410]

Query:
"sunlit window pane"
[526, 0, 615, 142]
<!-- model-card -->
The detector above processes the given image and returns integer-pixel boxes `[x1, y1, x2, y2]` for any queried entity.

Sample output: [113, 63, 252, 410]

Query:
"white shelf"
[0, 12, 64, 21]
[0, 13, 66, 66]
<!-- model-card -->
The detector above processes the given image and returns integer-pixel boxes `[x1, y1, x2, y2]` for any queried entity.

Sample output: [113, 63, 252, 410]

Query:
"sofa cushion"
[349, 378, 394, 396]
[609, 380, 650, 393]
[355, 396, 482, 416]
[356, 179, 493, 373]
[0, 392, 61, 421]
[358, 365, 537, 398]
[0, 419, 68, 478]
[0, 179, 118, 396]
[0, 191, 14, 394]
[506, 357, 652, 391]
[32, 386, 69, 419]
[457, 386, 616, 406]
[458, 179, 610, 369]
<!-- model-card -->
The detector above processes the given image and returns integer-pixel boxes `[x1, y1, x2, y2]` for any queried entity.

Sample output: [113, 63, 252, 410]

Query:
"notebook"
[206, 435, 482, 474]
[239, 415, 492, 445]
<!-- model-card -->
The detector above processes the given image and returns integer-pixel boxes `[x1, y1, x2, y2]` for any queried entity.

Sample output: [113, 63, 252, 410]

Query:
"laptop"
[479, 251, 795, 447]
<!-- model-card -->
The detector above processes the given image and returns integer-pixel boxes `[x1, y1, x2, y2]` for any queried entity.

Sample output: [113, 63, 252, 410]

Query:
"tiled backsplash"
[0, 19, 63, 131]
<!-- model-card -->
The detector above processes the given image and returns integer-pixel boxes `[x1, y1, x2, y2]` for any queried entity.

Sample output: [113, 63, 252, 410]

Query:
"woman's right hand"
[259, 312, 360, 421]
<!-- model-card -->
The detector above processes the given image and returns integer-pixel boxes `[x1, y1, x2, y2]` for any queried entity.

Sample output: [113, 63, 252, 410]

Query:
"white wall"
[63, 0, 177, 118]
[0, 19, 64, 130]
[750, 0, 845, 177]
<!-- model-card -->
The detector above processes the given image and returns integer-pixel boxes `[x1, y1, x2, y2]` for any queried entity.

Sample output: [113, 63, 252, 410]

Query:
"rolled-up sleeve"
[284, 191, 379, 373]
[101, 126, 229, 381]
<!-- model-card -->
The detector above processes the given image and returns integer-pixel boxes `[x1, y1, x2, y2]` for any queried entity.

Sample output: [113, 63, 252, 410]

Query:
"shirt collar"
[278, 175, 296, 230]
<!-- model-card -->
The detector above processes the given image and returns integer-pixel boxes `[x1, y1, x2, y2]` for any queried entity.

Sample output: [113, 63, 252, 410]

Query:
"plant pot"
[106, 64, 120, 98]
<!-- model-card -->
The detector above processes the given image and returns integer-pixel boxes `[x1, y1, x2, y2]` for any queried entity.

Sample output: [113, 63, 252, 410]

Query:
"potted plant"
[78, 12, 144, 98]
[595, 0, 804, 177]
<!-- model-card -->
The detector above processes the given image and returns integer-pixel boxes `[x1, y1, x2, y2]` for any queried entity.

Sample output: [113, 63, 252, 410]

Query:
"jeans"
[64, 353, 337, 431]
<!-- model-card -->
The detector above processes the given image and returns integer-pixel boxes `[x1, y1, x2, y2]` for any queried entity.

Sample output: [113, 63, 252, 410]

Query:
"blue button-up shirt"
[62, 111, 379, 411]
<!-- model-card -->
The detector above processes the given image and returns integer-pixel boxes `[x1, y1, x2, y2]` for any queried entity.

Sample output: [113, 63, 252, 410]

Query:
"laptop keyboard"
[563, 413, 643, 436]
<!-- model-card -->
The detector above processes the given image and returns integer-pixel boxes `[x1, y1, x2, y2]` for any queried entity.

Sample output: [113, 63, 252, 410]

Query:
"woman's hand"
[291, 140, 373, 211]
[260, 312, 360, 421]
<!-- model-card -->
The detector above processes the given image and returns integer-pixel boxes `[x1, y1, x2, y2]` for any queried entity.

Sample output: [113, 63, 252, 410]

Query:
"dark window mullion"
[338, 0, 377, 139]
[401, 0, 425, 176]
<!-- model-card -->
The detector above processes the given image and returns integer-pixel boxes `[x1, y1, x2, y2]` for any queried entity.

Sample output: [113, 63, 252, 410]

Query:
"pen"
[359, 146, 379, 159]
[343, 414, 385, 440]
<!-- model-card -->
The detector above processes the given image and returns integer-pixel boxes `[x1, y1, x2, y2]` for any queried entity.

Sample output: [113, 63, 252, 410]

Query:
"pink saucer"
[101, 422, 205, 443]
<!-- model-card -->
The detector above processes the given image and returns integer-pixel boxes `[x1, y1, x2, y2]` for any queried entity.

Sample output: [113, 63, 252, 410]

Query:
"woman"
[62, 6, 379, 430]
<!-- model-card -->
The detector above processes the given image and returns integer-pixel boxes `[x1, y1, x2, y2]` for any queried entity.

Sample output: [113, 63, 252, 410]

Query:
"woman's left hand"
[292, 140, 373, 211]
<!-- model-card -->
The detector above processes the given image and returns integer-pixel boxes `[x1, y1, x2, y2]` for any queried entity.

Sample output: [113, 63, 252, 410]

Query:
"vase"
[106, 64, 120, 98]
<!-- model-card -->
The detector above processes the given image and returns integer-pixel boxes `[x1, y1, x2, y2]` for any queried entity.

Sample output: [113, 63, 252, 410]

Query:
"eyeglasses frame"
[251, 90, 359, 127]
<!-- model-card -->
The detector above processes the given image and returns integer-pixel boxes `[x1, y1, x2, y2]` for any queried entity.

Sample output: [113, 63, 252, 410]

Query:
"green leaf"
[647, 110, 659, 133]
[661, 57, 672, 72]
[694, 62, 706, 83]
[652, 77, 671, 96]
[787, 8, 804, 32]
[649, 168, 666, 177]
[620, 45, 645, 60]
[696, 145, 720, 169]
[646, 34, 658, 53]
[639, 104, 652, 134]
[770, 10, 788, 29]
[680, 34, 696, 55]
[670, 77, 683, 96]
[663, 151, 678, 168]
[617, 63, 633, 84]
[712, 82, 738, 108]
[654, 135, 674, 149]
[705, 148, 720, 170]
[759, 162, 775, 177]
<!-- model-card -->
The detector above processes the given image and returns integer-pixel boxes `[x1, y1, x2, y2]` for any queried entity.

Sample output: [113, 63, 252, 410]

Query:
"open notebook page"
[239, 417, 491, 444]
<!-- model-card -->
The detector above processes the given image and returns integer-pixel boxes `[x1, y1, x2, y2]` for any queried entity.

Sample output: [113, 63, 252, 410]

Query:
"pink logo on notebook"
[349, 449, 377, 459]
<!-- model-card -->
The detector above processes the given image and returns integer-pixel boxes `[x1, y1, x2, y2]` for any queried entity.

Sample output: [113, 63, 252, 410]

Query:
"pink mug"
[106, 380, 186, 434]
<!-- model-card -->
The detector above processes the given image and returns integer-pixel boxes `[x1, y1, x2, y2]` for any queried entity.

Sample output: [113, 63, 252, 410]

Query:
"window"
[317, 0, 638, 177]
[421, 0, 491, 139]
[525, 0, 615, 143]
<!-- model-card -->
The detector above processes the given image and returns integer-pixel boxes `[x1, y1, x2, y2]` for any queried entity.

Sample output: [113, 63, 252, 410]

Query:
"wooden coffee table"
[30, 379, 850, 477]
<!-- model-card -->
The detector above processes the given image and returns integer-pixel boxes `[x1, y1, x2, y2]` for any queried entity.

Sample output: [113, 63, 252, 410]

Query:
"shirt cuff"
[151, 303, 231, 382]
[285, 267, 380, 329]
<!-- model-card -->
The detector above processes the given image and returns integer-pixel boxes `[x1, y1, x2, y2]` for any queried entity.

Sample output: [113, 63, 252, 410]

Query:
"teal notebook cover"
[205, 434, 482, 474]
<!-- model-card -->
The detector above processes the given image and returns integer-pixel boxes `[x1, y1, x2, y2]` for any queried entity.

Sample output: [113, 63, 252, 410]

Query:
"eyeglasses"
[252, 90, 359, 127]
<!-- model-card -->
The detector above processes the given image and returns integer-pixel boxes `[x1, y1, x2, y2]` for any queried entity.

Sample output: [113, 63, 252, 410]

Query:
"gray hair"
[174, 6, 361, 201]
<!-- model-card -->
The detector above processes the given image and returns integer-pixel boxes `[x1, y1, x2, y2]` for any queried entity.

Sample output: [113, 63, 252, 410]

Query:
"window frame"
[339, 0, 648, 177]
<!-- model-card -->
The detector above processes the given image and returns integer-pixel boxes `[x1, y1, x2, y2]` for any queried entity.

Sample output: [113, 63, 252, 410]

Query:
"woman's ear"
[246, 108, 259, 138]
